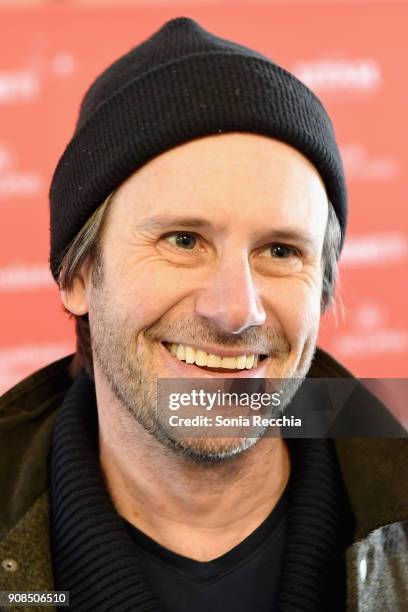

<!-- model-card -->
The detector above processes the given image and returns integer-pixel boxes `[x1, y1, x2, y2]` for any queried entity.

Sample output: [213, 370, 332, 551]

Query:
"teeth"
[165, 343, 261, 370]
[176, 344, 185, 360]
[185, 346, 196, 364]
[236, 355, 247, 369]
[245, 355, 255, 369]
[222, 356, 237, 369]
[195, 349, 208, 366]
[206, 354, 223, 368]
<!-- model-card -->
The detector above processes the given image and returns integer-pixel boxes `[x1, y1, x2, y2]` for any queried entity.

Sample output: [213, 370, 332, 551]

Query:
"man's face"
[82, 133, 328, 461]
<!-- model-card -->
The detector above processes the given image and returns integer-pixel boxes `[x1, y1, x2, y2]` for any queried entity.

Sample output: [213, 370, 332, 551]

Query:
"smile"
[163, 342, 268, 371]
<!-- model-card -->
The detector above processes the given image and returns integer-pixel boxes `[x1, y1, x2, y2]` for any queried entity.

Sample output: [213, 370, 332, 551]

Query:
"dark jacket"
[0, 349, 407, 611]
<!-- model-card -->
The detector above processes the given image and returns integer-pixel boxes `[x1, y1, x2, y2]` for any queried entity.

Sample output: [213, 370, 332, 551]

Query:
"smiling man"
[70, 133, 328, 464]
[0, 17, 407, 612]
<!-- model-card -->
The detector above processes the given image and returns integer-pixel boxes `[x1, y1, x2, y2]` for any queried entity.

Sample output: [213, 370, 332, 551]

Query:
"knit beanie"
[49, 16, 347, 282]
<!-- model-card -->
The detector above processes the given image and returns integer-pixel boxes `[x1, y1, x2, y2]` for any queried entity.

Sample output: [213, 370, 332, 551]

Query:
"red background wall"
[1, 2, 407, 417]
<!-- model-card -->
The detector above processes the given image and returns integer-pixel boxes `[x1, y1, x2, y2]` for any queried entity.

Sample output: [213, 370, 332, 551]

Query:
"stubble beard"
[88, 276, 318, 465]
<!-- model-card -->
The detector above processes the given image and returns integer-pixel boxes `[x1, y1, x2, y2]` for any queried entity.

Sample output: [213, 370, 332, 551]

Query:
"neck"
[96, 376, 290, 561]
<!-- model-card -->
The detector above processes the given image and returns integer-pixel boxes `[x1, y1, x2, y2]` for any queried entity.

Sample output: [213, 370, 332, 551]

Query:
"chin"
[158, 434, 262, 465]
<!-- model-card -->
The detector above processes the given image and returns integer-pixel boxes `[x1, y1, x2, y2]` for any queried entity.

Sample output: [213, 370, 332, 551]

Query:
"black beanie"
[49, 16, 347, 282]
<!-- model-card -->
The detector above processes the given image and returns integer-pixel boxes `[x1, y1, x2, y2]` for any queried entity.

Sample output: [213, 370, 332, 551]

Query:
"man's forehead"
[111, 133, 329, 233]
[128, 132, 325, 183]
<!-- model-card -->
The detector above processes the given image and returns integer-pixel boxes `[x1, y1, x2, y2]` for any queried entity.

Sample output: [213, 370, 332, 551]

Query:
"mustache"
[145, 318, 290, 355]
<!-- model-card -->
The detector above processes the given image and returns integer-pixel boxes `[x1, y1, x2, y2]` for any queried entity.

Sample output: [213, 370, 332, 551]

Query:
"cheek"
[106, 264, 195, 331]
[268, 280, 321, 347]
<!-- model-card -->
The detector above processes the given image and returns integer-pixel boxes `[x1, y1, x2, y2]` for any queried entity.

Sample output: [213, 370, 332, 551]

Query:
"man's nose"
[194, 255, 266, 334]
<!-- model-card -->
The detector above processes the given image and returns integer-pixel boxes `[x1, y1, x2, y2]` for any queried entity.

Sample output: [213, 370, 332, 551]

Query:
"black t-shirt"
[124, 484, 289, 612]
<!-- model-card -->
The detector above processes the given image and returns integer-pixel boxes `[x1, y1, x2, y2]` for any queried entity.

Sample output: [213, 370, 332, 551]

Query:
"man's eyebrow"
[136, 215, 214, 232]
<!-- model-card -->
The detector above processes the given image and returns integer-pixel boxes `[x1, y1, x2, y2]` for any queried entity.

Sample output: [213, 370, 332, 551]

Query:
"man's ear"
[60, 269, 90, 316]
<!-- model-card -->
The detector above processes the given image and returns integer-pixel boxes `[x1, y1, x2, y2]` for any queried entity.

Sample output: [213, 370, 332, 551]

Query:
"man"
[0, 17, 407, 612]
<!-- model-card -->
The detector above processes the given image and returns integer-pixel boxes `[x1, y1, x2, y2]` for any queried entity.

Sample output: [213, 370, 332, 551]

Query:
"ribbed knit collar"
[49, 371, 354, 612]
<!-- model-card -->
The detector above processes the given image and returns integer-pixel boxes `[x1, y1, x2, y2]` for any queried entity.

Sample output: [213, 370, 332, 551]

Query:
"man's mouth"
[162, 342, 268, 373]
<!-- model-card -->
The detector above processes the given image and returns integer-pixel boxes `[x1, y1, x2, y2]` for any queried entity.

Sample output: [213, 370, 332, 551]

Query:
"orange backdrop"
[1, 2, 407, 401]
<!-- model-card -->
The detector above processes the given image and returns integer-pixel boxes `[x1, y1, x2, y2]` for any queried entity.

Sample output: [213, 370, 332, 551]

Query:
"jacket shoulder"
[310, 351, 408, 541]
[0, 354, 75, 416]
[0, 355, 75, 538]
[311, 347, 406, 436]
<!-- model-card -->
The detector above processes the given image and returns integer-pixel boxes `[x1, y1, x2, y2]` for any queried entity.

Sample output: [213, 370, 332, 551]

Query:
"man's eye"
[165, 232, 197, 250]
[268, 244, 298, 259]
